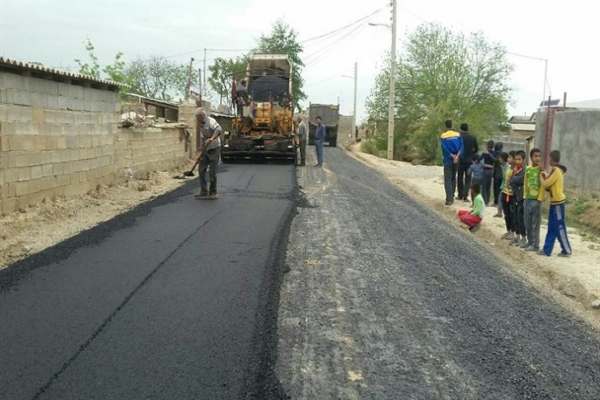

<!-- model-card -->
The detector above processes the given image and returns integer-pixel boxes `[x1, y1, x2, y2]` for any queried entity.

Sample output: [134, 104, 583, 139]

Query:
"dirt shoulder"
[0, 165, 194, 270]
[348, 144, 600, 326]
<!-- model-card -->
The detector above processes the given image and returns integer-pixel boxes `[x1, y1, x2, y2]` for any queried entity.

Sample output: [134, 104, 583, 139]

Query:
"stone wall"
[535, 109, 600, 193]
[0, 71, 188, 214]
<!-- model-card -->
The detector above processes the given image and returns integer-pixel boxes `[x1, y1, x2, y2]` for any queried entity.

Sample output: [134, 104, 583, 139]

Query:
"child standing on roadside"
[458, 183, 485, 232]
[501, 152, 515, 240]
[540, 150, 572, 257]
[509, 151, 527, 247]
[469, 154, 484, 188]
[523, 148, 544, 251]
[481, 141, 496, 204]
[494, 152, 509, 218]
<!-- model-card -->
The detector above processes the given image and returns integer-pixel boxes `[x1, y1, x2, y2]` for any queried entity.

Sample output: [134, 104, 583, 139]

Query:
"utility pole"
[387, 0, 397, 160]
[185, 57, 194, 100]
[352, 61, 358, 145]
[198, 68, 202, 100]
[542, 58, 548, 105]
[203, 48, 207, 97]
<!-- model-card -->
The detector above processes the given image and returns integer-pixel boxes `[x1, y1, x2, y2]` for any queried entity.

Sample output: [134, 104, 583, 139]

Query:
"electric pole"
[387, 0, 397, 160]
[352, 61, 358, 145]
[203, 48, 207, 97]
[185, 57, 194, 100]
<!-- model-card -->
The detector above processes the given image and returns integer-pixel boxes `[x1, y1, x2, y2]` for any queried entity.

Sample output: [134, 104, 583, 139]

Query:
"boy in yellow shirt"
[540, 150, 572, 257]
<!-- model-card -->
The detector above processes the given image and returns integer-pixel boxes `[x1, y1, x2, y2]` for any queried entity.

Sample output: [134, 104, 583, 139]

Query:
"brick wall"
[0, 72, 188, 214]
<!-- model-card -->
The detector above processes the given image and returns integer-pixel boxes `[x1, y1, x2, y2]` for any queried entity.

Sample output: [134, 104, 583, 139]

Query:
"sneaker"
[520, 239, 529, 248]
[538, 250, 549, 256]
[511, 237, 521, 246]
[208, 193, 218, 200]
[557, 252, 572, 258]
[526, 246, 539, 252]
[445, 200, 454, 206]
[501, 232, 512, 240]
[194, 191, 209, 199]
[493, 213, 503, 218]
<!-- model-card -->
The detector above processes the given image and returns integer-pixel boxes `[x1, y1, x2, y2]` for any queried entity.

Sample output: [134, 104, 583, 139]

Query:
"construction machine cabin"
[222, 54, 296, 162]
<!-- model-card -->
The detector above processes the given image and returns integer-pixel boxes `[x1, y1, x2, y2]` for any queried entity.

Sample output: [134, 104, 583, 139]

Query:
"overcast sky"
[1, 0, 597, 122]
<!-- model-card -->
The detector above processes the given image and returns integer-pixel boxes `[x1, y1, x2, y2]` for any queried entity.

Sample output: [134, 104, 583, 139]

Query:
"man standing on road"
[195, 108, 223, 199]
[457, 123, 478, 201]
[314, 116, 326, 167]
[440, 119, 463, 206]
[296, 116, 307, 166]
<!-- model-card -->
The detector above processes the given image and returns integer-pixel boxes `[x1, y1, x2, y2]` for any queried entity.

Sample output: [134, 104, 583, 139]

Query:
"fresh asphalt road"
[278, 147, 600, 399]
[0, 163, 295, 400]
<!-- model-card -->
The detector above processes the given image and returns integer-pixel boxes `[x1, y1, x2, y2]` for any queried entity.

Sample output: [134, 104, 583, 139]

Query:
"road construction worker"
[296, 117, 307, 166]
[195, 108, 223, 199]
[314, 116, 326, 167]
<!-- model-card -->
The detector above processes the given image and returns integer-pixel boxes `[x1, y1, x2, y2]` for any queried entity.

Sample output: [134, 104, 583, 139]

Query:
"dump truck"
[308, 103, 339, 147]
[222, 54, 296, 162]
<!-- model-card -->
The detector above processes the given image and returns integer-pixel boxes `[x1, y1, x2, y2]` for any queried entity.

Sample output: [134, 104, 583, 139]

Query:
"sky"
[1, 0, 598, 122]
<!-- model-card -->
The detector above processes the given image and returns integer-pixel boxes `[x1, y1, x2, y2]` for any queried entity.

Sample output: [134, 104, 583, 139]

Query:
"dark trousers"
[443, 164, 458, 202]
[457, 162, 472, 200]
[298, 139, 306, 165]
[524, 199, 542, 249]
[493, 172, 503, 205]
[543, 204, 572, 256]
[513, 199, 525, 236]
[199, 148, 219, 194]
[502, 193, 513, 232]
[482, 170, 493, 204]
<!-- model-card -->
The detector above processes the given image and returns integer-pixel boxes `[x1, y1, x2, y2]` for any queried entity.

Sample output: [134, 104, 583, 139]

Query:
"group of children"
[458, 148, 572, 257]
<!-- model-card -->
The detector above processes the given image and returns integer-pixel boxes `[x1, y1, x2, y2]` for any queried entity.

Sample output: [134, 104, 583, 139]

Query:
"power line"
[301, 7, 384, 44]
[304, 24, 368, 67]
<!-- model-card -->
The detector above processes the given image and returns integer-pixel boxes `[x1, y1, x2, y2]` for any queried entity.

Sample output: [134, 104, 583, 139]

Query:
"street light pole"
[203, 48, 207, 97]
[387, 0, 397, 160]
[352, 61, 358, 145]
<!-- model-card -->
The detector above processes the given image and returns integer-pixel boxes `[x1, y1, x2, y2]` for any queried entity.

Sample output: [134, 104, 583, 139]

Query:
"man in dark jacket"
[314, 116, 326, 167]
[440, 119, 463, 206]
[457, 123, 478, 201]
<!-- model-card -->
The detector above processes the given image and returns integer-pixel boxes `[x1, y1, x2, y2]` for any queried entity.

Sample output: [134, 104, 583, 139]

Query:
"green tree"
[366, 24, 511, 163]
[74, 39, 101, 79]
[256, 20, 305, 111]
[125, 57, 197, 101]
[208, 57, 247, 106]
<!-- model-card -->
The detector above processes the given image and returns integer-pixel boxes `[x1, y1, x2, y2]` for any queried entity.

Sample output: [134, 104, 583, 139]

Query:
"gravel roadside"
[350, 145, 600, 326]
[277, 146, 600, 399]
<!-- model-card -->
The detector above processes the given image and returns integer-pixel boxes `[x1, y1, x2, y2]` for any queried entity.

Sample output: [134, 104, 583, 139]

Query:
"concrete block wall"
[115, 127, 187, 178]
[0, 71, 188, 214]
[535, 109, 600, 193]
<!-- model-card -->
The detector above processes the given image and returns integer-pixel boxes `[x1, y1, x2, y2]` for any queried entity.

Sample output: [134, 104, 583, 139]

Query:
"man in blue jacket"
[440, 119, 463, 205]
[314, 116, 326, 167]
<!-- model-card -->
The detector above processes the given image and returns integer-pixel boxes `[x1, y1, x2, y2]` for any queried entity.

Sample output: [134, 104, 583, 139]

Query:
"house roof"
[568, 99, 600, 109]
[510, 123, 536, 132]
[0, 56, 122, 90]
[509, 114, 535, 124]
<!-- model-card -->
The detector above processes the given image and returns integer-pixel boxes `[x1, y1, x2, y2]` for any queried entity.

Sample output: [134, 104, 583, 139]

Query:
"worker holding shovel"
[195, 108, 223, 199]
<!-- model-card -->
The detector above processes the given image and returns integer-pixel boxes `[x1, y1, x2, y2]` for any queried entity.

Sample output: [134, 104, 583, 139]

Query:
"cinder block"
[42, 164, 53, 177]
[31, 165, 43, 179]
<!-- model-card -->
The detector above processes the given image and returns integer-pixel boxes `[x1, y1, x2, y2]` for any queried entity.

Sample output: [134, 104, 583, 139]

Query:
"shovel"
[174, 145, 207, 179]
